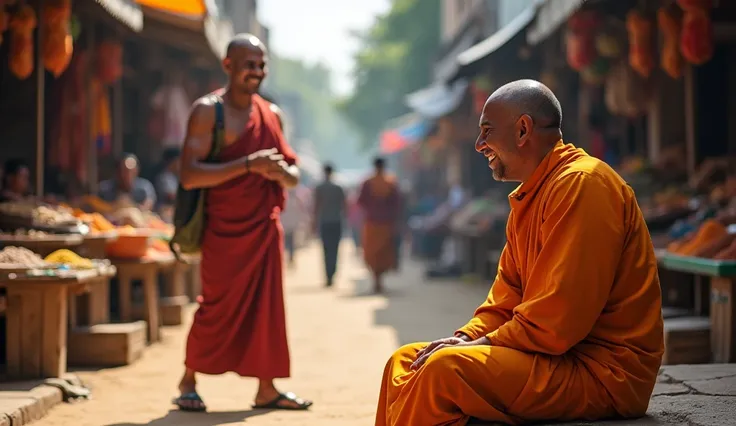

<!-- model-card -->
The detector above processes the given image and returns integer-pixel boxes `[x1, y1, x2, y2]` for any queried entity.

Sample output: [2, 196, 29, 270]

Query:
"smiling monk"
[374, 80, 664, 425]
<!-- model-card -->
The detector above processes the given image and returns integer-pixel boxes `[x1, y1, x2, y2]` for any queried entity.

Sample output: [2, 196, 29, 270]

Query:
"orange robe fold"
[185, 94, 298, 379]
[376, 141, 664, 425]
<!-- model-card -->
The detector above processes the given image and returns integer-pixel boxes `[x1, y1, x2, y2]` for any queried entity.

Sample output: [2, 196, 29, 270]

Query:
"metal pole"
[35, 0, 45, 196]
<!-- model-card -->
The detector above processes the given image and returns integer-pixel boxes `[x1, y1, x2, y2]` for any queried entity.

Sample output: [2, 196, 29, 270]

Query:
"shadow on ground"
[105, 408, 272, 426]
[367, 255, 492, 346]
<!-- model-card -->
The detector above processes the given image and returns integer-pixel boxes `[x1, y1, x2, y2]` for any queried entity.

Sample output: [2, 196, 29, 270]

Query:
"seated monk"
[375, 80, 664, 426]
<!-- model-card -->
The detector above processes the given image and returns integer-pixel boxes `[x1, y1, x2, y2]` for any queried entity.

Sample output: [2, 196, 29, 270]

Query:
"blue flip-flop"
[172, 392, 207, 412]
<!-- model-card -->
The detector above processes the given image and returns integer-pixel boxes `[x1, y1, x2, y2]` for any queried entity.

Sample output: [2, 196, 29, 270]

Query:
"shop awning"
[527, 0, 585, 45]
[380, 114, 433, 154]
[456, 1, 539, 69]
[93, 0, 144, 31]
[136, 0, 207, 17]
[136, 0, 231, 59]
[405, 79, 469, 119]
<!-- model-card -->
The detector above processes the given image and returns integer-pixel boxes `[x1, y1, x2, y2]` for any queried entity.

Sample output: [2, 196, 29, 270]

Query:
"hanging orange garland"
[626, 10, 654, 78]
[43, 0, 73, 77]
[657, 7, 684, 79]
[8, 3, 37, 80]
[677, 0, 713, 65]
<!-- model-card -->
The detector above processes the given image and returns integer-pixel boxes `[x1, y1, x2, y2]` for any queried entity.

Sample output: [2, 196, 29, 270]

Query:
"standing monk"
[358, 157, 401, 293]
[375, 80, 663, 425]
[174, 33, 312, 412]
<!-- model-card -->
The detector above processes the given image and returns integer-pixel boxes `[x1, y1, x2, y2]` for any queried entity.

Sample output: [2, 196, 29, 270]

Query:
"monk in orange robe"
[358, 157, 401, 293]
[375, 80, 664, 425]
[174, 34, 311, 412]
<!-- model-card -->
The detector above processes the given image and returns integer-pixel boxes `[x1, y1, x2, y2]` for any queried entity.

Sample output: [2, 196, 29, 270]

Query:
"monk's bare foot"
[254, 381, 312, 410]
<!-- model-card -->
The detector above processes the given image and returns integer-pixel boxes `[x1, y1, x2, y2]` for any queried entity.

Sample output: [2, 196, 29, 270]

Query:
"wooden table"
[660, 254, 736, 363]
[75, 232, 118, 259]
[1, 268, 115, 380]
[111, 254, 176, 343]
[0, 234, 84, 258]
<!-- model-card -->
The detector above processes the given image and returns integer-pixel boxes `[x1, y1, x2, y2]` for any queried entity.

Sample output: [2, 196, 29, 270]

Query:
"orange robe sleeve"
[456, 219, 522, 340]
[487, 172, 623, 355]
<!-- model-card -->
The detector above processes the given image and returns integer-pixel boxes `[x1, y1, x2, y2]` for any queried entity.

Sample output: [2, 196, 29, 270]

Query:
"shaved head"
[475, 79, 564, 183]
[226, 33, 267, 58]
[223, 33, 268, 96]
[486, 79, 562, 130]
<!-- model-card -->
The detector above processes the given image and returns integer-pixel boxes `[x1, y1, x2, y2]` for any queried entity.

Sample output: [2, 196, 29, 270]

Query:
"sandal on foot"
[172, 392, 207, 412]
[252, 392, 313, 410]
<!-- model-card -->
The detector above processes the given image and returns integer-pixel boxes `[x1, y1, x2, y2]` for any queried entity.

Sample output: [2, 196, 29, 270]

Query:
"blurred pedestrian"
[357, 157, 401, 293]
[313, 163, 346, 287]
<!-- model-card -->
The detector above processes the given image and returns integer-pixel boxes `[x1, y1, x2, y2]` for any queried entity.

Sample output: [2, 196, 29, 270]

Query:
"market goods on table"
[0, 246, 49, 268]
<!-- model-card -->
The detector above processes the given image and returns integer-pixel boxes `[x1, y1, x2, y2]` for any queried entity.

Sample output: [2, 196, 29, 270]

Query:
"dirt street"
[34, 241, 489, 426]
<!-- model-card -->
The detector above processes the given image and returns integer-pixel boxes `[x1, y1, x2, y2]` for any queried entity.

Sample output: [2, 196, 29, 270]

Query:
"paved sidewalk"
[5, 240, 736, 425]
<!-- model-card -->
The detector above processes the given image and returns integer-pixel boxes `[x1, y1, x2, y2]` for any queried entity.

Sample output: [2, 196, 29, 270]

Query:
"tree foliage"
[337, 0, 441, 147]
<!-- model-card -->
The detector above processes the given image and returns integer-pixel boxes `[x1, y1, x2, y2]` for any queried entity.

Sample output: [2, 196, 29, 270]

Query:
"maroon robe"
[185, 94, 297, 379]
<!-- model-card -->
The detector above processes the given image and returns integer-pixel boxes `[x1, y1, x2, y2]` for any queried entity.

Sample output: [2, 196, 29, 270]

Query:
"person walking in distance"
[313, 163, 346, 287]
[358, 157, 401, 293]
[173, 33, 312, 412]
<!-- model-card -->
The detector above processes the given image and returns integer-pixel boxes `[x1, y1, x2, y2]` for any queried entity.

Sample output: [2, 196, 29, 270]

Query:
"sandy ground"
[33, 240, 490, 426]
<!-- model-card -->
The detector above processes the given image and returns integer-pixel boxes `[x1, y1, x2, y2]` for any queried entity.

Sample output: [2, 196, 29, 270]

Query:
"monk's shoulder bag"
[169, 95, 225, 260]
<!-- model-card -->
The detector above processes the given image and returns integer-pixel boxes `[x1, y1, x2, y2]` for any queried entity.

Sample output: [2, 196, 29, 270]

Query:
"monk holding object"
[174, 34, 312, 412]
[375, 80, 663, 425]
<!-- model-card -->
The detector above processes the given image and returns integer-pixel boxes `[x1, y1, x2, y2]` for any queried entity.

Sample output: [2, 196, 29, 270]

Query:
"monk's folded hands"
[411, 336, 491, 370]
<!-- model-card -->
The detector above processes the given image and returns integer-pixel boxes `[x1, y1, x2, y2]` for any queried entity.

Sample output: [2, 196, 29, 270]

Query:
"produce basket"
[105, 233, 152, 259]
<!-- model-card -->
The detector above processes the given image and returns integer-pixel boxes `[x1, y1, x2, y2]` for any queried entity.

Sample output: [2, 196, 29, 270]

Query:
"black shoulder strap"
[208, 95, 225, 160]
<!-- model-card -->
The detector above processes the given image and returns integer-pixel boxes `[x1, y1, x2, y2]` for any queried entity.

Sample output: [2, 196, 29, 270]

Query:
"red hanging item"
[680, 9, 713, 65]
[677, 0, 712, 11]
[626, 10, 654, 78]
[566, 11, 600, 71]
[96, 40, 123, 84]
[43, 0, 73, 77]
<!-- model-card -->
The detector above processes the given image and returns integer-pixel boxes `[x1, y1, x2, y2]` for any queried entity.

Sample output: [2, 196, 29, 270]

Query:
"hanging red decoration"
[565, 11, 600, 71]
[96, 40, 123, 84]
[626, 10, 654, 78]
[677, 0, 713, 65]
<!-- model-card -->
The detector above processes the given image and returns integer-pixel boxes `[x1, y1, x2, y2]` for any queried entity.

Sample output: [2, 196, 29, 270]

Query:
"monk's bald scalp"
[487, 79, 562, 130]
[226, 33, 267, 58]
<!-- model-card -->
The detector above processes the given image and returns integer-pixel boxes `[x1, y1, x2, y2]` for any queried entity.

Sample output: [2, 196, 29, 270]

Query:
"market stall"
[0, 246, 116, 380]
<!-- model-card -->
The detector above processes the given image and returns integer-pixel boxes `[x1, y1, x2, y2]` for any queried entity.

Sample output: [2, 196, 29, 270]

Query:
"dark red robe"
[185, 94, 297, 379]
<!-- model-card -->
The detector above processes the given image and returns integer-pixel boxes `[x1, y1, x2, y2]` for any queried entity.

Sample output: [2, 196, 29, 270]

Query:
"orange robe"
[358, 174, 400, 274]
[376, 142, 664, 425]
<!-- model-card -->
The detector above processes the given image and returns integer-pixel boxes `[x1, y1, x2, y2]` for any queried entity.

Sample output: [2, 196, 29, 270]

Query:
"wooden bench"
[1, 268, 114, 380]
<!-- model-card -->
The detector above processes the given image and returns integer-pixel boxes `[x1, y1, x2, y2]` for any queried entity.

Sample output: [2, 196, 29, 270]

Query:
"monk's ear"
[516, 114, 533, 147]
[222, 57, 232, 73]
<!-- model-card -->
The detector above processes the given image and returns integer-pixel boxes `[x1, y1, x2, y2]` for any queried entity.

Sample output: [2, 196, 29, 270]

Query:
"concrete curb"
[0, 384, 63, 426]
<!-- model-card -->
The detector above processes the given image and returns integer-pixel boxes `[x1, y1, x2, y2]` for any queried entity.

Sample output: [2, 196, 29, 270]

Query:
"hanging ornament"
[8, 4, 37, 80]
[43, 0, 74, 77]
[677, 0, 714, 65]
[626, 10, 655, 78]
[565, 11, 601, 71]
[657, 7, 684, 79]
[70, 14, 81, 41]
